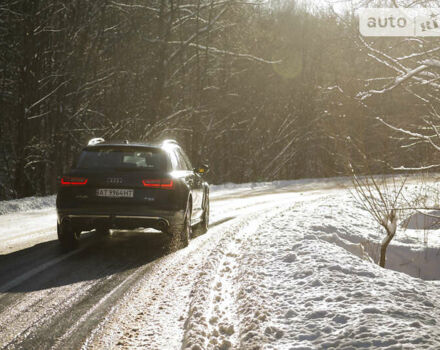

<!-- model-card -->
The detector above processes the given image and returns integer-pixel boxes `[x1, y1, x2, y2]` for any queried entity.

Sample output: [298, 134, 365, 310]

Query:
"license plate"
[96, 189, 134, 198]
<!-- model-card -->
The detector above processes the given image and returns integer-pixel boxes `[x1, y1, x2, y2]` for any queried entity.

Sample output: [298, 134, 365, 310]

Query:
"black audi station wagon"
[56, 139, 210, 249]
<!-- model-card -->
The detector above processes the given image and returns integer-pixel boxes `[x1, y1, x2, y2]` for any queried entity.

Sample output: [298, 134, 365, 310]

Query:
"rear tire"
[57, 222, 80, 250]
[193, 197, 209, 237]
[167, 203, 192, 251]
[180, 203, 192, 247]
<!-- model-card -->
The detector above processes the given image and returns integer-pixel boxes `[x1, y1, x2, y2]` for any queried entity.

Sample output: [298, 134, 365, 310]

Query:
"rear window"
[76, 147, 168, 170]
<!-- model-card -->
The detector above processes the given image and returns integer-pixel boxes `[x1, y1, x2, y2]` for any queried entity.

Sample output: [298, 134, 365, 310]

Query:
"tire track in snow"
[84, 216, 249, 349]
[0, 233, 108, 316]
[1, 252, 162, 350]
[84, 195, 302, 350]
[0, 231, 167, 349]
[0, 245, 88, 293]
[180, 201, 300, 350]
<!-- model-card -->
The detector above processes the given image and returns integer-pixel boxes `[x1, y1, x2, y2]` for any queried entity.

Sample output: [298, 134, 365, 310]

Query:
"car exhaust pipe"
[62, 217, 71, 226]
[158, 220, 168, 232]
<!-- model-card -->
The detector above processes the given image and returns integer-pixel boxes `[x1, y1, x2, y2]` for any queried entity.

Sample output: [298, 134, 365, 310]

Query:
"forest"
[1, 0, 439, 199]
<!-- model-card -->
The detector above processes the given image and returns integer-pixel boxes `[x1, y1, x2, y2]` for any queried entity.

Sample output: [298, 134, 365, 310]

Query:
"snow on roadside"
[183, 195, 440, 349]
[209, 177, 347, 198]
[0, 195, 55, 215]
[209, 173, 430, 198]
[312, 189, 440, 281]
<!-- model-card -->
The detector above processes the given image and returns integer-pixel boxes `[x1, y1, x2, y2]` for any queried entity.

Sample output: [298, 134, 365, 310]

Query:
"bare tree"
[349, 0, 440, 172]
[350, 171, 408, 267]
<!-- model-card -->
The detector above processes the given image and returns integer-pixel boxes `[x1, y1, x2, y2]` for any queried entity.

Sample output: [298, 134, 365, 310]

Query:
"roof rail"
[88, 137, 105, 146]
[162, 139, 179, 146]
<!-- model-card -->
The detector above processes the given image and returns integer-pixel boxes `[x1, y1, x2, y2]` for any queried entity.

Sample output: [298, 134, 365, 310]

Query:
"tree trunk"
[379, 229, 396, 268]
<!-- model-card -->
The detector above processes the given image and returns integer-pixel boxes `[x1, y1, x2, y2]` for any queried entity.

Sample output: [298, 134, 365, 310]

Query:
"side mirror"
[194, 164, 209, 175]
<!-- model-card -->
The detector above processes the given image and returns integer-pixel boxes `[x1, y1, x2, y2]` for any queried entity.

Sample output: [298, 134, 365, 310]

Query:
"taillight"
[61, 176, 88, 186]
[160, 179, 174, 189]
[142, 179, 174, 189]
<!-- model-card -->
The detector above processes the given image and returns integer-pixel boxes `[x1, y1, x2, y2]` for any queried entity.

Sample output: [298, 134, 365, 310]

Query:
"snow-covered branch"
[167, 41, 281, 64]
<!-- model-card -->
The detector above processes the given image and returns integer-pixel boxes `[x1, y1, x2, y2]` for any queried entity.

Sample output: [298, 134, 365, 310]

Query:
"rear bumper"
[57, 208, 184, 232]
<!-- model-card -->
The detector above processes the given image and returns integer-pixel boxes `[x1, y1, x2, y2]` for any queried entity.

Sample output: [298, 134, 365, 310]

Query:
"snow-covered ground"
[0, 195, 55, 215]
[178, 191, 440, 349]
[313, 186, 440, 281]
[1, 178, 440, 349]
[209, 177, 347, 198]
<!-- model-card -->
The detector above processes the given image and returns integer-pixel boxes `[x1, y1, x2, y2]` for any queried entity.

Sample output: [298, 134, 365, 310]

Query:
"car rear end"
[56, 144, 187, 233]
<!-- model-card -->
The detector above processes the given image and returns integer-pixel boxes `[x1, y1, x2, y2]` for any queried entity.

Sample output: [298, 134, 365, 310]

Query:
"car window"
[178, 149, 193, 170]
[175, 149, 188, 170]
[168, 150, 180, 170]
[77, 147, 167, 170]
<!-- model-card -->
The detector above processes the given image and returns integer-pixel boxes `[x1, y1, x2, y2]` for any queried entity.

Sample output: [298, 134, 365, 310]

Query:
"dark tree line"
[1, 0, 438, 199]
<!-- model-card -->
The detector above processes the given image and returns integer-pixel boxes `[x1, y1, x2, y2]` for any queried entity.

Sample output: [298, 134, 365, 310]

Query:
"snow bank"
[182, 198, 440, 349]
[309, 189, 440, 280]
[239, 227, 440, 349]
[0, 195, 55, 215]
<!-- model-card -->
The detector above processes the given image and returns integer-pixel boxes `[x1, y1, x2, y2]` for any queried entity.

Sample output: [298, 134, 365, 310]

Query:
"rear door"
[167, 147, 202, 219]
[177, 148, 204, 215]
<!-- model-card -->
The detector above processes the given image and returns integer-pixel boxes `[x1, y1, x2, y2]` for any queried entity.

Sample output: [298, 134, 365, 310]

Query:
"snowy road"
[1, 180, 440, 349]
